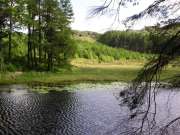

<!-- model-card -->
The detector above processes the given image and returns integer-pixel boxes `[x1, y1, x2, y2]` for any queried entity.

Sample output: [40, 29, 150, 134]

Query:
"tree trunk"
[48, 53, 51, 71]
[28, 24, 33, 68]
[8, 0, 13, 62]
[38, 0, 42, 64]
[8, 22, 12, 61]
[47, 49, 53, 71]
[32, 25, 37, 68]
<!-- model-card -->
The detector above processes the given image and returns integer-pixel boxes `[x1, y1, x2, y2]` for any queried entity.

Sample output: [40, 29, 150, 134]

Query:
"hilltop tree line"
[98, 26, 180, 53]
[98, 30, 150, 52]
[0, 0, 74, 71]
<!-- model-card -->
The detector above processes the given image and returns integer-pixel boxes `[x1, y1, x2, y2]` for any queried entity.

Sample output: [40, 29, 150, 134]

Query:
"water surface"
[0, 83, 179, 135]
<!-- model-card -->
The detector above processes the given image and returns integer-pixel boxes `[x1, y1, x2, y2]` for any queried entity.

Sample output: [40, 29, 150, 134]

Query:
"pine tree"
[0, 1, 8, 47]
[0, 0, 9, 69]
[60, 0, 73, 21]
[42, 0, 73, 70]
[0, 0, 74, 71]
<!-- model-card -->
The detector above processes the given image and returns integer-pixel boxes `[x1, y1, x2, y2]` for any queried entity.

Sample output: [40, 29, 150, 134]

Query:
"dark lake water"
[0, 83, 179, 135]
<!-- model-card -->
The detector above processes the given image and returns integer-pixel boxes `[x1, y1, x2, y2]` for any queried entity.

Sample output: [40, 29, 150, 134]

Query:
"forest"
[0, 0, 74, 71]
[98, 24, 180, 53]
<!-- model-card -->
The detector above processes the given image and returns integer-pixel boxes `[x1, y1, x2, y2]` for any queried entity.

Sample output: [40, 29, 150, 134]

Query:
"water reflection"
[0, 83, 179, 135]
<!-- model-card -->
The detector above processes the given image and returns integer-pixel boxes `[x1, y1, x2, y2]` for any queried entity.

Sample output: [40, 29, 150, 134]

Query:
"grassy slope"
[73, 35, 152, 64]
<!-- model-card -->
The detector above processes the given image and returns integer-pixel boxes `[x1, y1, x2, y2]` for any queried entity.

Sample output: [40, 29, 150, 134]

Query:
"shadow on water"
[0, 83, 179, 135]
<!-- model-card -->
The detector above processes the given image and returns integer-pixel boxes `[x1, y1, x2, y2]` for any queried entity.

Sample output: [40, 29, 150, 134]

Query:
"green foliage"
[2, 33, 27, 57]
[0, 0, 75, 71]
[5, 63, 17, 72]
[60, 0, 74, 21]
[74, 39, 152, 63]
[98, 30, 152, 53]
[147, 25, 180, 54]
[0, 54, 5, 72]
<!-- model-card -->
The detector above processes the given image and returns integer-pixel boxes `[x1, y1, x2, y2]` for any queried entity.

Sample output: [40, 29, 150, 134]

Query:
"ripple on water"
[0, 83, 179, 135]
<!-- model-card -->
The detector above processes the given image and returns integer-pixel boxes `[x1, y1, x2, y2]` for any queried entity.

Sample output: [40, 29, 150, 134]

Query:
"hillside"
[72, 30, 153, 66]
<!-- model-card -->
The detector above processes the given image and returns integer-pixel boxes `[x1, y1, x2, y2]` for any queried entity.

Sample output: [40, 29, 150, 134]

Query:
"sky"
[71, 0, 157, 33]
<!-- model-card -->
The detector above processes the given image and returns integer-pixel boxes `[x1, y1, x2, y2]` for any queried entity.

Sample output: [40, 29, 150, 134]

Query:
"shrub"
[5, 64, 17, 72]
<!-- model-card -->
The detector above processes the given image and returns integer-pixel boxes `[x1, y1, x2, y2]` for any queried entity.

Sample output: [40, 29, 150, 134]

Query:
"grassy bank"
[0, 66, 140, 84]
[0, 65, 179, 85]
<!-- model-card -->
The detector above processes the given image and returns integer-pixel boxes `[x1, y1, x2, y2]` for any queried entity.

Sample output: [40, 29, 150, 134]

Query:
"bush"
[5, 64, 17, 72]
[0, 56, 5, 72]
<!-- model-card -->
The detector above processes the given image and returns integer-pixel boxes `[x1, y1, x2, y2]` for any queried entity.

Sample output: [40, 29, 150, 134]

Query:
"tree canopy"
[98, 30, 151, 52]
